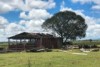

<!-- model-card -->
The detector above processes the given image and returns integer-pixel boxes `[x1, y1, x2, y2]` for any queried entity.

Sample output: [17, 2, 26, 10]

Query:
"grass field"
[0, 42, 100, 67]
[0, 50, 100, 67]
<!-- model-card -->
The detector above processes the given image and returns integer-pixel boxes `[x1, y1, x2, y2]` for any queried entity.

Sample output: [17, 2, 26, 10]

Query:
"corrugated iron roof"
[8, 32, 54, 39]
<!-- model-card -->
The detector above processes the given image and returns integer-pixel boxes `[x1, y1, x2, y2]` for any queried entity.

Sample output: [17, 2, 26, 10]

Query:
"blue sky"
[0, 0, 100, 41]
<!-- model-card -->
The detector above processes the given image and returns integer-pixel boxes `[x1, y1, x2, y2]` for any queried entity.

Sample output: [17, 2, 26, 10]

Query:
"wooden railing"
[8, 44, 36, 51]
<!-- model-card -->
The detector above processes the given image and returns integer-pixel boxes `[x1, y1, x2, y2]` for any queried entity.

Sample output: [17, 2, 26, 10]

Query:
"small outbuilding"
[8, 32, 62, 51]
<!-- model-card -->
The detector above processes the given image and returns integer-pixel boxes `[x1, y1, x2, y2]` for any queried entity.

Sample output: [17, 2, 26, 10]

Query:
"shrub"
[91, 44, 98, 48]
[29, 48, 38, 52]
[45, 48, 52, 52]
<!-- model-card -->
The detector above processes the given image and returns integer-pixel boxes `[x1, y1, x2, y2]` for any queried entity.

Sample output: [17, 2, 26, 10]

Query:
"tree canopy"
[42, 10, 87, 43]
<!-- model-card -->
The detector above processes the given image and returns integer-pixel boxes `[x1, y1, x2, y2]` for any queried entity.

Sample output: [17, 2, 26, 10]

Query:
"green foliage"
[73, 40, 100, 45]
[42, 11, 87, 43]
[0, 42, 8, 48]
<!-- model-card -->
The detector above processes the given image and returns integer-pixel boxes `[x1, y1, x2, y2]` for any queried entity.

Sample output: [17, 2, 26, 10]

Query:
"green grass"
[0, 50, 100, 67]
[0, 41, 100, 67]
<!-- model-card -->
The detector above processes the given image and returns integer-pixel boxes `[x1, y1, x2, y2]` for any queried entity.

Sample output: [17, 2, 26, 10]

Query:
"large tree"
[42, 11, 87, 44]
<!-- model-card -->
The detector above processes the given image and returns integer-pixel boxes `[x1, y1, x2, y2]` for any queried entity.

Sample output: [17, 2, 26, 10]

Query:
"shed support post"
[40, 37, 42, 48]
[8, 39, 10, 49]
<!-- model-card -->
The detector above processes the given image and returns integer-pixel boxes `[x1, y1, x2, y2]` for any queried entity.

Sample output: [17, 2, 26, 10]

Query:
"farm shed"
[8, 32, 62, 51]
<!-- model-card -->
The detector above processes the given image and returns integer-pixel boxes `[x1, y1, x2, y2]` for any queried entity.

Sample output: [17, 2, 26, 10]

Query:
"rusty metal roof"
[8, 32, 54, 39]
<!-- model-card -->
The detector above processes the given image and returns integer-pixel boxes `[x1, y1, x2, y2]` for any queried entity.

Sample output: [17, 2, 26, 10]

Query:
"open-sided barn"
[8, 32, 62, 51]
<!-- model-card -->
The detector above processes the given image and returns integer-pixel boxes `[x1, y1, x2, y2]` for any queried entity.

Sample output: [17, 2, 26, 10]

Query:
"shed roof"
[8, 32, 54, 39]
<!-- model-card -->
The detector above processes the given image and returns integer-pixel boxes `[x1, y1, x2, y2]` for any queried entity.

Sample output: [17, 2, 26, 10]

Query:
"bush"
[63, 41, 73, 45]
[92, 48, 99, 52]
[78, 44, 98, 49]
[29, 48, 38, 52]
[78, 45, 83, 49]
[78, 45, 90, 49]
[91, 44, 98, 48]
[0, 48, 4, 50]
[29, 48, 52, 52]
[83, 45, 90, 49]
[37, 49, 45, 52]
[45, 48, 52, 52]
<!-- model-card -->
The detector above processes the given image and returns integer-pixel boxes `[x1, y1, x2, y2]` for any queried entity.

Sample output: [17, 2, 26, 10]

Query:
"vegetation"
[73, 40, 100, 46]
[0, 50, 100, 67]
[0, 41, 100, 67]
[0, 42, 8, 48]
[0, 40, 100, 49]
[42, 11, 87, 44]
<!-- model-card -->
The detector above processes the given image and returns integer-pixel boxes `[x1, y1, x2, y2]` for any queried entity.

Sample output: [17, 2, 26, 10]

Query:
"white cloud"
[60, 1, 100, 39]
[0, 16, 9, 41]
[19, 20, 27, 25]
[0, 22, 26, 42]
[29, 0, 56, 9]
[92, 5, 100, 10]
[72, 0, 100, 4]
[85, 17, 100, 39]
[0, 0, 56, 13]
[19, 8, 52, 33]
[0, 0, 56, 41]
[20, 9, 52, 20]
[20, 12, 28, 19]
[19, 19, 44, 32]
[72, 0, 91, 4]
[0, 16, 8, 28]
[92, 0, 100, 5]
[0, 0, 56, 42]
[5, 23, 25, 36]
[0, 2, 13, 13]
[72, 0, 100, 10]
[28, 9, 52, 20]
